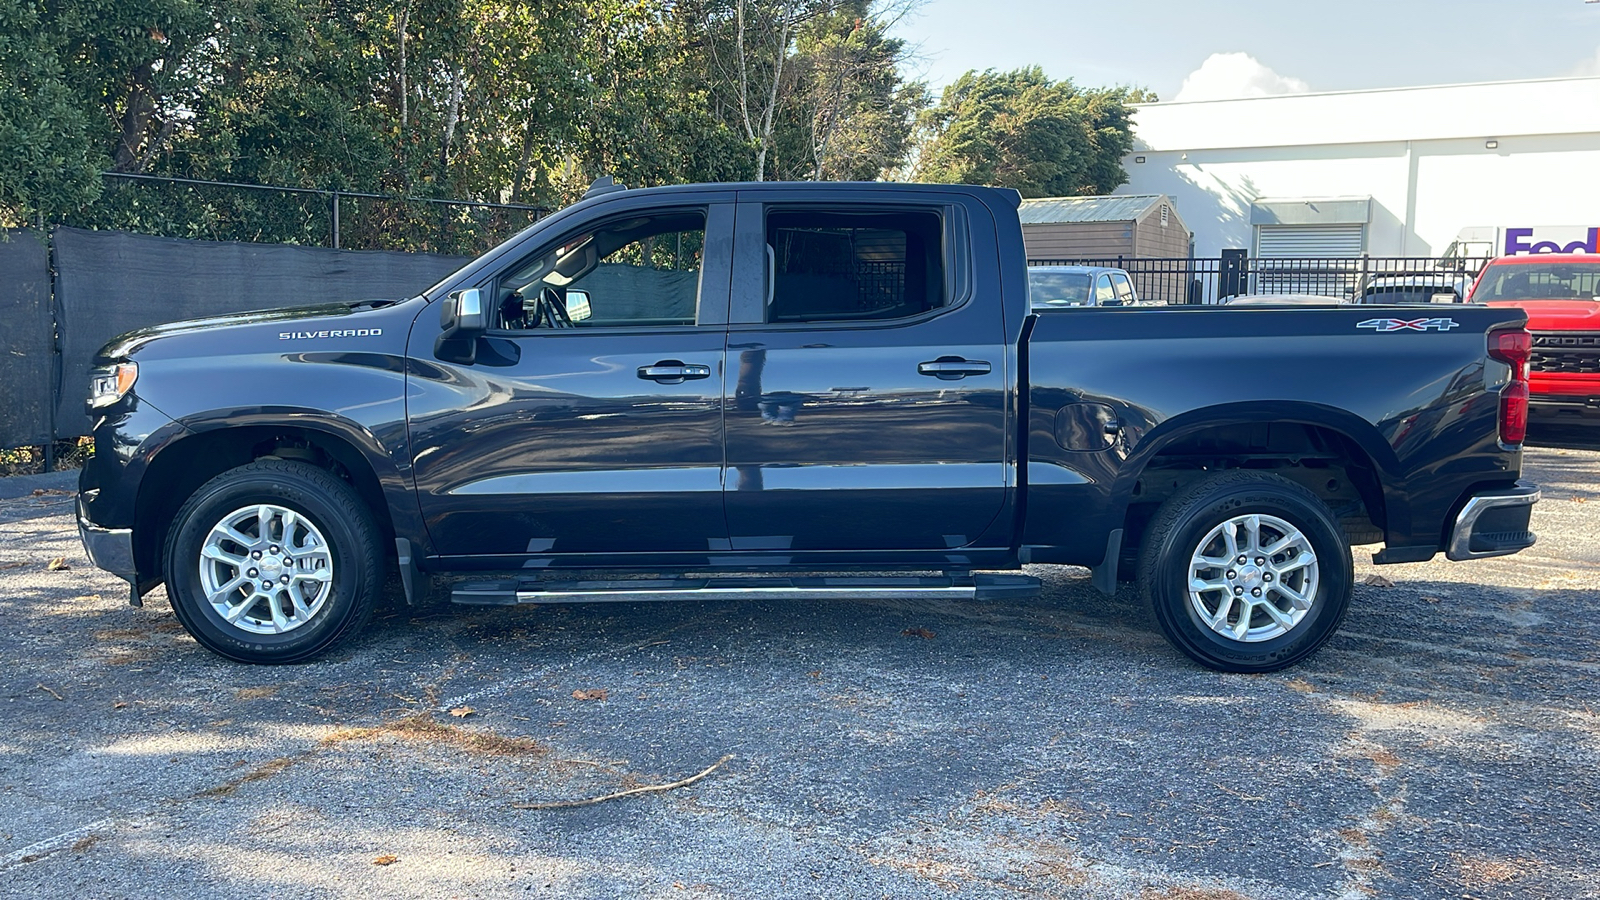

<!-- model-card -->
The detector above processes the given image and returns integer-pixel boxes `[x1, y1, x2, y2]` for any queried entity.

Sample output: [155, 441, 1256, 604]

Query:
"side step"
[451, 574, 1040, 606]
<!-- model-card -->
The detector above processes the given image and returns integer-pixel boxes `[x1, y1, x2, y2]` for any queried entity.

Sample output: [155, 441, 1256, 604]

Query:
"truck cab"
[1468, 253, 1600, 427]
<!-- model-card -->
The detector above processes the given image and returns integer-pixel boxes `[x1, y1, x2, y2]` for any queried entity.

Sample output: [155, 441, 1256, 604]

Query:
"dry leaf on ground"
[572, 689, 608, 701]
[1361, 574, 1395, 588]
[372, 854, 399, 866]
[901, 627, 936, 639]
[449, 706, 476, 718]
[46, 557, 69, 571]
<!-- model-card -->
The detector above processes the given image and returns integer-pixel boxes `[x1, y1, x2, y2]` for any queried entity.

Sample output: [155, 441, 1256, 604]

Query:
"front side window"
[764, 209, 945, 323]
[495, 210, 705, 330]
[1111, 273, 1136, 304]
[1094, 275, 1116, 305]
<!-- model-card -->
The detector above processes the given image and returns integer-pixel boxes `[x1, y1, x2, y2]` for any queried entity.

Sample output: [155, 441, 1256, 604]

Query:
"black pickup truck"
[77, 180, 1539, 671]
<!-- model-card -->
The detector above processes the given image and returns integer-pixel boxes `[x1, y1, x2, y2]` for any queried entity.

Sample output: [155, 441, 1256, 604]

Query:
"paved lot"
[0, 446, 1597, 899]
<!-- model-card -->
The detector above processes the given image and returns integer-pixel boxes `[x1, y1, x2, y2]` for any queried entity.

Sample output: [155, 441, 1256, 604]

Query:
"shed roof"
[1018, 194, 1167, 225]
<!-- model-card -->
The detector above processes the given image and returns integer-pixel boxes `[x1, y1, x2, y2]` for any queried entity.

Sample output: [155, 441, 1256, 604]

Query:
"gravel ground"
[0, 446, 1596, 899]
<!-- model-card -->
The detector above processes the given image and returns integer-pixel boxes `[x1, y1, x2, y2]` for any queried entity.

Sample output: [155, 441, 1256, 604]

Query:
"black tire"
[1136, 470, 1353, 673]
[163, 459, 385, 663]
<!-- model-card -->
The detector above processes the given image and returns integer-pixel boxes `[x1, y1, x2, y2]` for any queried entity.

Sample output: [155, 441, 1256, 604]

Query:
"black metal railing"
[1027, 255, 1497, 305]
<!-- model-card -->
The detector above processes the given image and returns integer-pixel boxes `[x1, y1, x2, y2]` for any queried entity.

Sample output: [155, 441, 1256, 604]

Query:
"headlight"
[88, 362, 138, 409]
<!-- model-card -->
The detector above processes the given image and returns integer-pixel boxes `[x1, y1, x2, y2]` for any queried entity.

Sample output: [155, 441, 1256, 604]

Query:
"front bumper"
[1529, 394, 1600, 422]
[1446, 484, 1540, 561]
[77, 497, 136, 583]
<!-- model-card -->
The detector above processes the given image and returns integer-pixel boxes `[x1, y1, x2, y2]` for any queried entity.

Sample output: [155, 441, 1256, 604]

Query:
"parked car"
[1028, 265, 1142, 307]
[78, 180, 1538, 673]
[1352, 273, 1472, 304]
[1467, 253, 1600, 428]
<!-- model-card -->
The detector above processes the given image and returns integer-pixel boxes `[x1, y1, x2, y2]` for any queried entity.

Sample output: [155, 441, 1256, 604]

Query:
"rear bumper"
[1446, 483, 1539, 561]
[77, 497, 136, 583]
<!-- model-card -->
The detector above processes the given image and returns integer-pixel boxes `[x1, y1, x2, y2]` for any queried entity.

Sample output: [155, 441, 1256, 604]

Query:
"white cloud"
[1571, 44, 1600, 76]
[1173, 52, 1310, 102]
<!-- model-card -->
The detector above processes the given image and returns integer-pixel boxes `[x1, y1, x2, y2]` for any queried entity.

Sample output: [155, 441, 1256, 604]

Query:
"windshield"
[1029, 272, 1092, 306]
[1474, 262, 1600, 301]
[1362, 287, 1457, 304]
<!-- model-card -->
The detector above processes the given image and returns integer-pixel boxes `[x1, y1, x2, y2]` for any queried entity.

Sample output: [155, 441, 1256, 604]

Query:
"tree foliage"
[0, 1, 1144, 249]
[913, 67, 1148, 198]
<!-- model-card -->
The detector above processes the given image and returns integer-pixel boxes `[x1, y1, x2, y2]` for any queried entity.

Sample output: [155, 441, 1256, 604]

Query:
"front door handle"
[918, 357, 992, 380]
[638, 360, 712, 384]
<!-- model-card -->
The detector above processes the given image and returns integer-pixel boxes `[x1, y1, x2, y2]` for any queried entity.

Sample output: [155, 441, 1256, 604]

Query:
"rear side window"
[765, 210, 945, 323]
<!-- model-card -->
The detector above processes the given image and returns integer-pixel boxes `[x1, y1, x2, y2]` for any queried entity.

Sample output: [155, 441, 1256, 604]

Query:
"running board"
[450, 574, 1040, 606]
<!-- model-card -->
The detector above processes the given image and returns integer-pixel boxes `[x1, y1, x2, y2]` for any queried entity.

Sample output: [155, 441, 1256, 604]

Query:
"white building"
[1118, 76, 1600, 260]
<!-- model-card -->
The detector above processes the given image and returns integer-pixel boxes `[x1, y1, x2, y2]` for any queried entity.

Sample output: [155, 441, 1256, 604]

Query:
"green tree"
[783, 0, 924, 181]
[692, 0, 924, 182]
[0, 0, 100, 224]
[912, 67, 1147, 198]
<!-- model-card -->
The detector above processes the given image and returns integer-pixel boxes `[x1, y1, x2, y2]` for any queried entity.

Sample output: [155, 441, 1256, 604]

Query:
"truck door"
[722, 193, 1010, 552]
[406, 199, 734, 560]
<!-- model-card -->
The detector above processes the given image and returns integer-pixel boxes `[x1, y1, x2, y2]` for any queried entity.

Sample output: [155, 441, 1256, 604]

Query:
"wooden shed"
[1019, 194, 1190, 262]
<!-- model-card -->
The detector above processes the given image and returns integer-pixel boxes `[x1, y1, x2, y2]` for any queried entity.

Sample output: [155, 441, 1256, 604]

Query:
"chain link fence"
[70, 173, 549, 257]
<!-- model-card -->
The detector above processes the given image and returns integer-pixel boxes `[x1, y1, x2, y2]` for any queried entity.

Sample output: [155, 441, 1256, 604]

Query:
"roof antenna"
[583, 175, 627, 199]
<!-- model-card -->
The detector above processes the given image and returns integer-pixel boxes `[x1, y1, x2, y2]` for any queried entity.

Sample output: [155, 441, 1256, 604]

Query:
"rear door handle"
[918, 357, 992, 380]
[638, 360, 712, 384]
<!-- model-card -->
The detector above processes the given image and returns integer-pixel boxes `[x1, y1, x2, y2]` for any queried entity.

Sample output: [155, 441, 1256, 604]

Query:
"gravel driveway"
[1, 447, 1596, 899]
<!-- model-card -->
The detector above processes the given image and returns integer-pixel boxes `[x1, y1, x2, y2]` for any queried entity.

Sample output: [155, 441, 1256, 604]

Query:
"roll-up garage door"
[1254, 224, 1365, 295]
[1255, 224, 1365, 257]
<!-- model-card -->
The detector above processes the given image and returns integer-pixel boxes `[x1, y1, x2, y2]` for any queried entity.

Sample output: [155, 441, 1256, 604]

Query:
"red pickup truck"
[1468, 253, 1600, 430]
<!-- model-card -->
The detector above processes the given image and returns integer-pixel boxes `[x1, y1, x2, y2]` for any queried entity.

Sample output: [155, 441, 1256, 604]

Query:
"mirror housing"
[436, 288, 486, 363]
[565, 289, 593, 322]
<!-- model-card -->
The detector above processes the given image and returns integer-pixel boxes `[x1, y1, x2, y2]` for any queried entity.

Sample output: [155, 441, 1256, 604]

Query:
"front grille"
[1531, 332, 1600, 375]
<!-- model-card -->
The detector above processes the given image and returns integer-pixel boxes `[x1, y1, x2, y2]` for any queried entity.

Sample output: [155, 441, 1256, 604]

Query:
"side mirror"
[436, 288, 486, 363]
[565, 289, 592, 322]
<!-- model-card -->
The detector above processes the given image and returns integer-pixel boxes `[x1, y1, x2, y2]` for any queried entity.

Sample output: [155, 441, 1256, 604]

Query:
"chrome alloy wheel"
[1187, 513, 1319, 643]
[197, 504, 335, 635]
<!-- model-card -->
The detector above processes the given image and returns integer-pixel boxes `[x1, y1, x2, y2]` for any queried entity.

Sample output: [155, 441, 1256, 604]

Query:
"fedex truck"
[1448, 225, 1600, 259]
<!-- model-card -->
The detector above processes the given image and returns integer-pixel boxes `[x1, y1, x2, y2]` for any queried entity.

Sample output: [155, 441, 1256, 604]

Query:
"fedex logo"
[1505, 227, 1600, 255]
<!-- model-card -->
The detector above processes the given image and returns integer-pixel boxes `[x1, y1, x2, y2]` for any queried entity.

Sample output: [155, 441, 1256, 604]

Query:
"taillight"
[1488, 327, 1531, 446]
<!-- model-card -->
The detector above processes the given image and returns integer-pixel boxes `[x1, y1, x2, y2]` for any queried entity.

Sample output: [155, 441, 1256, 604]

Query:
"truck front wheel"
[162, 459, 385, 663]
[1136, 471, 1353, 672]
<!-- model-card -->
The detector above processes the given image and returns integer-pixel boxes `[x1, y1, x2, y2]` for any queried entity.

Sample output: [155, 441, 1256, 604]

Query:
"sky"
[891, 0, 1600, 102]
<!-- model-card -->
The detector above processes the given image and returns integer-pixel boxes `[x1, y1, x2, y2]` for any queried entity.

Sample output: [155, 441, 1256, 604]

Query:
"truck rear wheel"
[1136, 470, 1353, 672]
[162, 459, 384, 663]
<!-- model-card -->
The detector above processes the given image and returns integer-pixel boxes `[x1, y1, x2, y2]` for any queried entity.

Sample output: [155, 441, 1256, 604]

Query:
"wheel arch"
[1111, 402, 1402, 562]
[134, 413, 408, 582]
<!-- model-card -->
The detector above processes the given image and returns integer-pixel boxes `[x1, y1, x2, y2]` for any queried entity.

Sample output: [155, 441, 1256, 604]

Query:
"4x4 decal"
[1357, 317, 1460, 333]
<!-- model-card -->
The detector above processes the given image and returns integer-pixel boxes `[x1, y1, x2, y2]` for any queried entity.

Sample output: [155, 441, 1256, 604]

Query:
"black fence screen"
[0, 232, 54, 446]
[51, 227, 468, 437]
